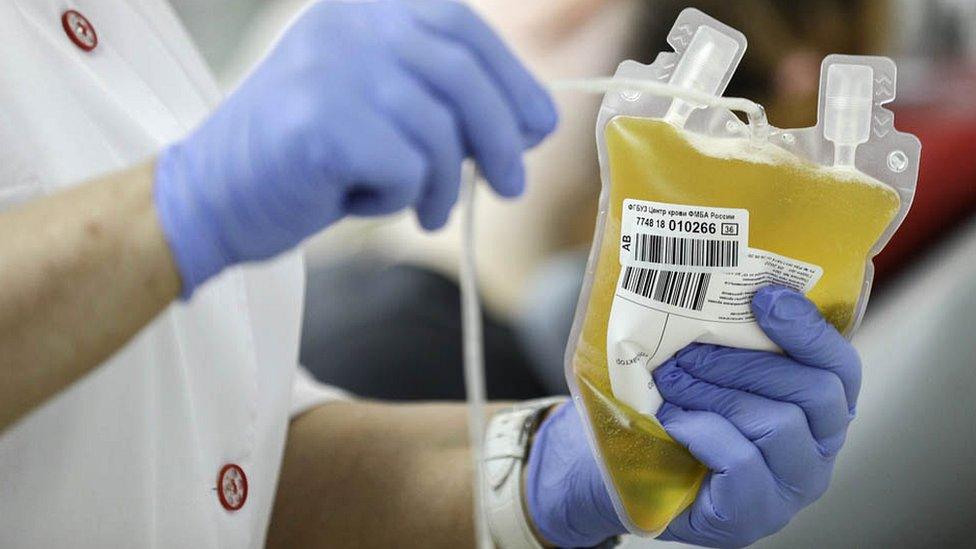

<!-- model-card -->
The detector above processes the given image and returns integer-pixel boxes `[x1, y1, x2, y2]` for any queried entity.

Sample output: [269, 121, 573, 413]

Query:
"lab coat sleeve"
[290, 366, 351, 418]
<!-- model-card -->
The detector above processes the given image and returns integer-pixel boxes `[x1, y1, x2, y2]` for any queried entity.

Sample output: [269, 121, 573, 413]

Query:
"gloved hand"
[154, 0, 557, 298]
[525, 401, 627, 548]
[652, 285, 861, 548]
[525, 286, 860, 548]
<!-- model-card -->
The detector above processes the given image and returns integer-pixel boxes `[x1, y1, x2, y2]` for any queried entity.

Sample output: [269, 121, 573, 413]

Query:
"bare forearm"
[0, 161, 179, 428]
[269, 401, 510, 548]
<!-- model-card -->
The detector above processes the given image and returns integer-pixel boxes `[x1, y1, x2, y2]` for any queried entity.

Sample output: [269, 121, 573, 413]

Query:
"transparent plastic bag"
[564, 8, 921, 536]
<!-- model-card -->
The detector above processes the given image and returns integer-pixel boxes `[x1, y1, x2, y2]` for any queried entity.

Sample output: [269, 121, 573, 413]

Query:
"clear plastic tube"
[550, 78, 768, 144]
[459, 159, 490, 549]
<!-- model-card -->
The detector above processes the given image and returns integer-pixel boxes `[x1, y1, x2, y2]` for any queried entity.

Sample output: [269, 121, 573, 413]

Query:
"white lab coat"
[0, 1, 343, 547]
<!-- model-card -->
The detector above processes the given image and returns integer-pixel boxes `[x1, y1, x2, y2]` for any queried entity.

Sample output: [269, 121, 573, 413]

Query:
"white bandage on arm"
[483, 398, 567, 549]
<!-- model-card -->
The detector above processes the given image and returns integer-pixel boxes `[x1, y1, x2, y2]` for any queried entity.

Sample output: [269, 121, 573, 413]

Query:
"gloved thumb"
[751, 285, 861, 412]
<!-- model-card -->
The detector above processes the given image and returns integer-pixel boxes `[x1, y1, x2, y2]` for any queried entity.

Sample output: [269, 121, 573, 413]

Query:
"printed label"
[617, 246, 823, 322]
[707, 249, 823, 322]
[620, 199, 749, 272]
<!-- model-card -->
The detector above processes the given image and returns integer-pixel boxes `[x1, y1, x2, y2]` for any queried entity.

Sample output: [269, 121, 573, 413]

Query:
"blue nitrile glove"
[154, 0, 557, 298]
[525, 401, 626, 548]
[652, 285, 861, 548]
[525, 285, 860, 548]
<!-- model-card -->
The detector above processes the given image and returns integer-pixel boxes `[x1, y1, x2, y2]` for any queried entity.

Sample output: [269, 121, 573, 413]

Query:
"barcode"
[633, 234, 738, 268]
[621, 266, 711, 311]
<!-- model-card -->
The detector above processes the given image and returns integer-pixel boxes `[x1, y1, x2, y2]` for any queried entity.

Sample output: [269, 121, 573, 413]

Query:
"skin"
[0, 161, 544, 546]
[268, 400, 511, 548]
[0, 162, 180, 429]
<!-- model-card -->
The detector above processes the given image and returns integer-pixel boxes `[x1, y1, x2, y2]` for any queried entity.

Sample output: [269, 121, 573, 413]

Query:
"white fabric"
[290, 366, 350, 418]
[0, 1, 343, 547]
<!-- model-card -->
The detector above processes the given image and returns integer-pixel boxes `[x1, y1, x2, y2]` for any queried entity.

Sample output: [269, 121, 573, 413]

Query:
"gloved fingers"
[672, 345, 852, 453]
[655, 362, 831, 494]
[372, 71, 464, 230]
[752, 286, 862, 413]
[658, 404, 784, 539]
[394, 30, 527, 198]
[658, 403, 763, 475]
[331, 106, 428, 216]
[403, 0, 558, 145]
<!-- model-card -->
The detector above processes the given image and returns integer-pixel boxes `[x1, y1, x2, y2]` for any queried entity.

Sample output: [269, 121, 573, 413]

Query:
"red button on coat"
[61, 10, 98, 52]
[217, 464, 248, 511]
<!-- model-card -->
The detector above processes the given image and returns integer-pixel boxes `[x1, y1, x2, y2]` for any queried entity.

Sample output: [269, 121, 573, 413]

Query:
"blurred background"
[170, 1, 976, 547]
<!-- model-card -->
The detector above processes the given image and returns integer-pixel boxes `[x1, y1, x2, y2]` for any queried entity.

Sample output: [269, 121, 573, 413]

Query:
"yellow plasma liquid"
[572, 116, 901, 533]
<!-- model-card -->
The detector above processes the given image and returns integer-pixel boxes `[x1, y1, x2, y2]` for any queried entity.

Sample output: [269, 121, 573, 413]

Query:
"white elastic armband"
[482, 397, 567, 549]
